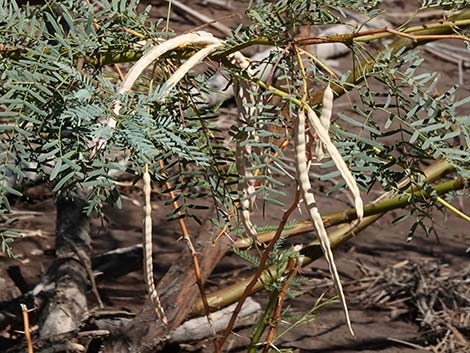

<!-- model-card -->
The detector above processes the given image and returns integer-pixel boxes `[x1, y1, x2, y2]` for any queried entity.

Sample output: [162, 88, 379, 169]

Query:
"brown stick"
[217, 189, 301, 351]
[158, 160, 218, 352]
[262, 256, 299, 353]
[20, 304, 34, 353]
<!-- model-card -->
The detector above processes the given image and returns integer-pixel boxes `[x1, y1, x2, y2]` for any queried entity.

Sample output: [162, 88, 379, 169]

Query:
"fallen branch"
[169, 297, 261, 343]
[38, 196, 92, 341]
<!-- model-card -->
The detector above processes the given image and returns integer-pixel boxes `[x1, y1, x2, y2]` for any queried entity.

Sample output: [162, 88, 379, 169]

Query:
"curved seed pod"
[315, 84, 334, 160]
[92, 31, 221, 155]
[91, 33, 256, 159]
[306, 106, 363, 221]
[143, 166, 168, 325]
[160, 42, 223, 101]
[233, 57, 260, 242]
[236, 141, 258, 240]
[294, 109, 354, 336]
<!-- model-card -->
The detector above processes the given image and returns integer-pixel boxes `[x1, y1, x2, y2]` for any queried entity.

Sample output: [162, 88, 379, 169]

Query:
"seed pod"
[294, 109, 354, 337]
[143, 166, 168, 325]
[315, 84, 334, 161]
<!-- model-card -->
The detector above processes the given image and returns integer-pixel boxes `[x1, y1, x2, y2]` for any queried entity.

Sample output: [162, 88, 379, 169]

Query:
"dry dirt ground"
[1, 1, 470, 352]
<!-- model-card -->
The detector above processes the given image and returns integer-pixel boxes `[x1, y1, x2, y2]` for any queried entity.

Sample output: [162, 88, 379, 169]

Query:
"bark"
[4, 195, 93, 353]
[101, 209, 232, 353]
[0, 245, 141, 333]
[39, 195, 90, 340]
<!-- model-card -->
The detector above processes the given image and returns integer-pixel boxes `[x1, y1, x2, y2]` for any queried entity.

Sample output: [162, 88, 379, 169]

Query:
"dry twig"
[20, 304, 34, 353]
[158, 160, 217, 349]
[216, 190, 301, 350]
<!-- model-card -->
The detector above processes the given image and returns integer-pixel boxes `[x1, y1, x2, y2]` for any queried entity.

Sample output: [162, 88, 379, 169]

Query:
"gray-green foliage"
[1, 0, 469, 254]
[330, 48, 470, 186]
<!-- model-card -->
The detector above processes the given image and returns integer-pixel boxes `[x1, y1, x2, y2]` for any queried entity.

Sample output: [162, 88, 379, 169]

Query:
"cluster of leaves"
[326, 48, 469, 183]
[226, 0, 383, 50]
[0, 1, 299, 251]
[0, 1, 139, 219]
[322, 45, 470, 237]
[0, 0, 228, 250]
[1, 0, 470, 255]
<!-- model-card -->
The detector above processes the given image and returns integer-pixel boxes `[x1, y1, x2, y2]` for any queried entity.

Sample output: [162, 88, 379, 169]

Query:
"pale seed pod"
[143, 166, 168, 325]
[294, 109, 354, 337]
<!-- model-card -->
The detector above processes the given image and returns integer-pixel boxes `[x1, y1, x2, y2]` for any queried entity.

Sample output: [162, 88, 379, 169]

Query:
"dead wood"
[0, 244, 142, 334]
[101, 208, 232, 353]
[2, 225, 241, 353]
[38, 196, 92, 342]
[88, 298, 260, 346]
[169, 297, 260, 343]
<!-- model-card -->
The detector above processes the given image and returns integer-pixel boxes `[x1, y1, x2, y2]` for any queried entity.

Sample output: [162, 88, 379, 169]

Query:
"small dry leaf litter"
[346, 260, 470, 353]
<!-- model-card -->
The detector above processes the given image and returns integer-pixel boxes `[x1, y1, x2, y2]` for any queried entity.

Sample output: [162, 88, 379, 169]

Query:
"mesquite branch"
[193, 160, 459, 314]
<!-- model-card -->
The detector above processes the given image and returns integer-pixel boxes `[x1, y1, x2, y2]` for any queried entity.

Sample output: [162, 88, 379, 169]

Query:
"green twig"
[247, 291, 277, 353]
[235, 172, 464, 249]
[436, 196, 470, 223]
[192, 160, 458, 314]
